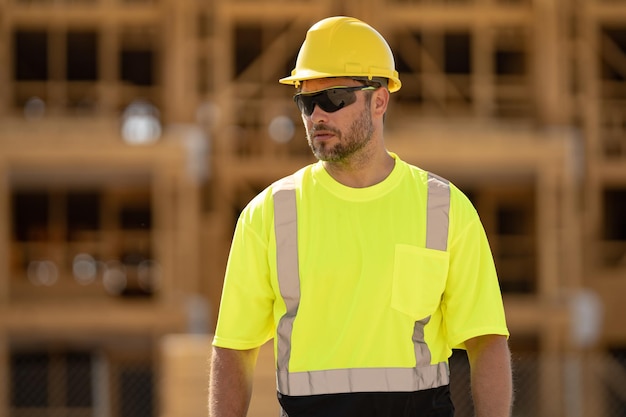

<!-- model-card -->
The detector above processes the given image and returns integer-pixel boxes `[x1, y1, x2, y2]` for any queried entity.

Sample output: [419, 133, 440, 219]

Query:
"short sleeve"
[212, 205, 276, 350]
[442, 195, 509, 350]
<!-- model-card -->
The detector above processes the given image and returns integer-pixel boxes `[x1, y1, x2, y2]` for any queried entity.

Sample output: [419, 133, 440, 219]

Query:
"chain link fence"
[6, 342, 626, 417]
[451, 349, 626, 417]
[9, 348, 154, 417]
[593, 350, 626, 417]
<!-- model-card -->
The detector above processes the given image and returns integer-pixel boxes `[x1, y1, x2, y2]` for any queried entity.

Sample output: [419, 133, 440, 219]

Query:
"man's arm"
[209, 346, 260, 417]
[465, 334, 513, 417]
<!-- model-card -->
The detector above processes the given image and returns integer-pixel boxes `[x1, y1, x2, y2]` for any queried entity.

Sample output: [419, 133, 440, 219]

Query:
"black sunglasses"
[293, 86, 377, 116]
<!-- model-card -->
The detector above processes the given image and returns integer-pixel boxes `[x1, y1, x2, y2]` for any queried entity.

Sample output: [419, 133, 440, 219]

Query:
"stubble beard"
[306, 107, 374, 163]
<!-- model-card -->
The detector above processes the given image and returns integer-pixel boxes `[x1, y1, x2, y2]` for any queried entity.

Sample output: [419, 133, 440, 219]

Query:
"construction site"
[0, 0, 625, 416]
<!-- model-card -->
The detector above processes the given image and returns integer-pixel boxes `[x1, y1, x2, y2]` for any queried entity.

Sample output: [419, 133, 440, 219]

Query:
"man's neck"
[322, 149, 395, 188]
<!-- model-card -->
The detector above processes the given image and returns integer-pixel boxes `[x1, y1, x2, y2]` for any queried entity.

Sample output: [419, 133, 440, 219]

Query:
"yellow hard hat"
[280, 16, 401, 93]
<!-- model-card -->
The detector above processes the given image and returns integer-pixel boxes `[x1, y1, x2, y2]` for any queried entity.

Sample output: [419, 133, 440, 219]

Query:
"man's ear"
[373, 88, 390, 117]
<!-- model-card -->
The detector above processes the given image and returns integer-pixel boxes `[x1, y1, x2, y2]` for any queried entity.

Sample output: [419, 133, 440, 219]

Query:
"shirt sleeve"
[212, 202, 276, 350]
[442, 193, 510, 350]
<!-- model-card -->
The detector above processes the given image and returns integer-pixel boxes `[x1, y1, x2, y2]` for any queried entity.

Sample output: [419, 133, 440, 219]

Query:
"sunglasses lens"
[323, 89, 356, 111]
[294, 95, 316, 116]
[294, 87, 360, 116]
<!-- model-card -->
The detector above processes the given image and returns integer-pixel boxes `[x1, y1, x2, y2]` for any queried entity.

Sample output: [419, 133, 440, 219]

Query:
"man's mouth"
[311, 125, 338, 141]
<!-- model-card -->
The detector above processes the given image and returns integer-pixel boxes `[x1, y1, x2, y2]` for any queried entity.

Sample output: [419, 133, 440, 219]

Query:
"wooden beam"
[0, 303, 186, 335]
[219, 1, 333, 22]
[8, 6, 162, 25]
[385, 4, 532, 28]
[0, 162, 8, 306]
[589, 2, 626, 22]
[0, 335, 7, 417]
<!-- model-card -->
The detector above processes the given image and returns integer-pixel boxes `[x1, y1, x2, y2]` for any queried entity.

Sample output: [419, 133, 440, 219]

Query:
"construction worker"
[209, 16, 512, 417]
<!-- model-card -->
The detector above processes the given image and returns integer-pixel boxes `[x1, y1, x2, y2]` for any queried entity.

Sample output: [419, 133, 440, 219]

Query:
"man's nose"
[309, 103, 329, 122]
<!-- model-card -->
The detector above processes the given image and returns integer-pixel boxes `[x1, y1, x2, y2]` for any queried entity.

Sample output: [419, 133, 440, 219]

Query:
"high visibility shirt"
[213, 153, 509, 396]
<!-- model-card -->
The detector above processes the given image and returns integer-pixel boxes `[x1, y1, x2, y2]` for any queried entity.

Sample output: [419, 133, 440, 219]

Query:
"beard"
[306, 105, 374, 163]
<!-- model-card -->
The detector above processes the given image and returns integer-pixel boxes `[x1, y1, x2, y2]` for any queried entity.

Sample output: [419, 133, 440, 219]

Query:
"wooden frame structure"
[0, 0, 625, 415]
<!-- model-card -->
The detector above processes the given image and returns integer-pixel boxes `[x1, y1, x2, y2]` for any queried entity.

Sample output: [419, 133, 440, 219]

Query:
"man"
[209, 16, 512, 417]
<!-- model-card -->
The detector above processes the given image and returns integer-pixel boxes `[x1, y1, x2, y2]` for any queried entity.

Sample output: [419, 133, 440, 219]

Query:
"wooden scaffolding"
[0, 0, 625, 416]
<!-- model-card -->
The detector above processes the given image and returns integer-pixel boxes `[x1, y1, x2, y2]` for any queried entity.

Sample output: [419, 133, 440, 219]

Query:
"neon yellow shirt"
[214, 154, 508, 372]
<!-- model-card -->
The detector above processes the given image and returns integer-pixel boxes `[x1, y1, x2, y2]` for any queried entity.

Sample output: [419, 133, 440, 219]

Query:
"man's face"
[299, 78, 374, 163]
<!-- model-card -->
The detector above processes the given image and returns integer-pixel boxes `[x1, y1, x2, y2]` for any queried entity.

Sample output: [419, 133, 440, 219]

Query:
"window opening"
[13, 30, 49, 81]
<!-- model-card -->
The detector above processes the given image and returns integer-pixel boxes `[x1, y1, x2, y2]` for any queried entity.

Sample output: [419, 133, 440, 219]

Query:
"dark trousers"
[278, 385, 455, 417]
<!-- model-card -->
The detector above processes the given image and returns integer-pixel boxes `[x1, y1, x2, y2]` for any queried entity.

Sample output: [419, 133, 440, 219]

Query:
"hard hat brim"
[279, 71, 401, 93]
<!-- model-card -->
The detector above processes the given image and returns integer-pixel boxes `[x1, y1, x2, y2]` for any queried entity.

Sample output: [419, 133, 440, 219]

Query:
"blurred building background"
[0, 0, 625, 416]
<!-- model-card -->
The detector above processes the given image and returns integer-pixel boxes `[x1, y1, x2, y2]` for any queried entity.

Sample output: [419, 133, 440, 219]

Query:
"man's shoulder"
[242, 165, 314, 216]
[395, 158, 475, 214]
[271, 164, 313, 187]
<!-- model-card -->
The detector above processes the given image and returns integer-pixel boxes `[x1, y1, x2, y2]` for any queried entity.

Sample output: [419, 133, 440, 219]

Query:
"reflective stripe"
[413, 317, 432, 367]
[277, 362, 449, 396]
[426, 173, 451, 252]
[272, 172, 451, 396]
[272, 176, 300, 390]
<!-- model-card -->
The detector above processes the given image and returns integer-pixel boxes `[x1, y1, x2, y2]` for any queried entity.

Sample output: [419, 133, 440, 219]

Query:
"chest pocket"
[391, 245, 450, 320]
